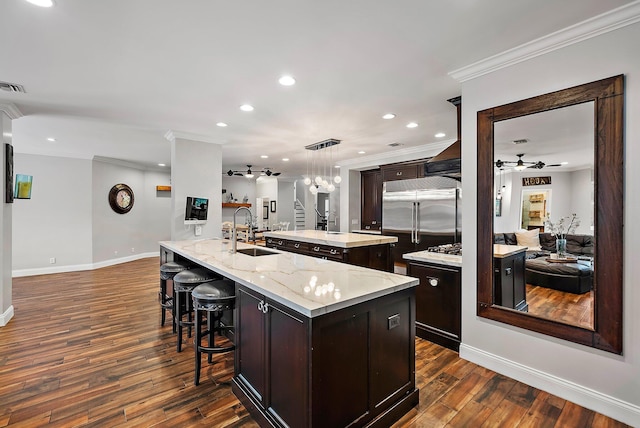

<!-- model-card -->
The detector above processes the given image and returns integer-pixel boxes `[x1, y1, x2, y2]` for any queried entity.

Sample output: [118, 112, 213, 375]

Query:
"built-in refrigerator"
[382, 176, 461, 264]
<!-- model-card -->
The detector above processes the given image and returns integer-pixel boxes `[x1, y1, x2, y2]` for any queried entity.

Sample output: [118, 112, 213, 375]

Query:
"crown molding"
[337, 139, 455, 169]
[0, 103, 24, 120]
[164, 130, 222, 144]
[449, 1, 640, 82]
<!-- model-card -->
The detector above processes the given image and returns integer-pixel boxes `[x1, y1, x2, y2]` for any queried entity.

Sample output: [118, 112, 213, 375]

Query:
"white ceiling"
[0, 0, 632, 179]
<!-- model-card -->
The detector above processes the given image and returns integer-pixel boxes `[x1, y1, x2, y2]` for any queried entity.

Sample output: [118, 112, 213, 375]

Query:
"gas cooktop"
[426, 243, 462, 256]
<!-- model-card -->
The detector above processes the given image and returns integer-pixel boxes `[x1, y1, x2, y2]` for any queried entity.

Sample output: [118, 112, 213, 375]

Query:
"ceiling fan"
[494, 153, 562, 171]
[226, 165, 281, 178]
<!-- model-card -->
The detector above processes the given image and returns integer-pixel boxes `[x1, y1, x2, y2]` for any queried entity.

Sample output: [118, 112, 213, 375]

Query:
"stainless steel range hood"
[425, 96, 461, 178]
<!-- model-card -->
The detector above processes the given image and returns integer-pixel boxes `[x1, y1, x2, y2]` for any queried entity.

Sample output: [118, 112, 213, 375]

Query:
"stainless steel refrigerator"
[382, 176, 461, 264]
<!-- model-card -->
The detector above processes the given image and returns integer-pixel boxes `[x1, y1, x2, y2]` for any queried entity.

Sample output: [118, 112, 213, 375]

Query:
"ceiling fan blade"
[546, 163, 563, 167]
[234, 173, 243, 176]
[272, 172, 281, 176]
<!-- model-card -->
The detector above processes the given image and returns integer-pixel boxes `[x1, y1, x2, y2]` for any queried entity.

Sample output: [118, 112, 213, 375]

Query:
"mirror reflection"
[493, 102, 595, 330]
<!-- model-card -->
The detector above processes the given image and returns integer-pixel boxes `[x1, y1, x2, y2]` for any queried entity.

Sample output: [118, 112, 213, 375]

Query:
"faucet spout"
[231, 206, 253, 253]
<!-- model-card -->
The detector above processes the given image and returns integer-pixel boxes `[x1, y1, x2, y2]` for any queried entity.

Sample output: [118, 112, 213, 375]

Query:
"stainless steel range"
[426, 242, 462, 256]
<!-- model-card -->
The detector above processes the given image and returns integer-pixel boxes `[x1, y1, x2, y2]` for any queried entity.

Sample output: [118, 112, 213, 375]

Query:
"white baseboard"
[459, 344, 640, 427]
[0, 305, 14, 327]
[12, 252, 158, 278]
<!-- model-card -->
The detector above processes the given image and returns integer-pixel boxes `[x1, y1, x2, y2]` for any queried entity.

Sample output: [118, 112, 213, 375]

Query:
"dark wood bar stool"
[192, 279, 236, 386]
[173, 268, 219, 352]
[159, 261, 190, 332]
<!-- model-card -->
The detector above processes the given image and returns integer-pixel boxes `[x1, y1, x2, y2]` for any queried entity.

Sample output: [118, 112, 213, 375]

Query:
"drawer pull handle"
[313, 246, 320, 252]
[505, 267, 512, 276]
[262, 302, 269, 314]
[330, 249, 338, 255]
[257, 301, 264, 311]
[278, 240, 283, 246]
[396, 171, 402, 176]
[294, 243, 300, 248]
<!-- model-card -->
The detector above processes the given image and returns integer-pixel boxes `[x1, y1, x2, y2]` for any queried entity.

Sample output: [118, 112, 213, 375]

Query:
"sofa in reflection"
[494, 232, 594, 294]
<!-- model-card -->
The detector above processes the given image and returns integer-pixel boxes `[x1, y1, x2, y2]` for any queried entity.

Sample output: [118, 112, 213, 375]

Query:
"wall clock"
[108, 183, 134, 214]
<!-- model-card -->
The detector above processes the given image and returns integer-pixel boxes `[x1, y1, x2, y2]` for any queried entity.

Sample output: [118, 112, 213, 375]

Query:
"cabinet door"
[266, 300, 309, 427]
[236, 286, 266, 404]
[408, 262, 461, 346]
[361, 169, 382, 229]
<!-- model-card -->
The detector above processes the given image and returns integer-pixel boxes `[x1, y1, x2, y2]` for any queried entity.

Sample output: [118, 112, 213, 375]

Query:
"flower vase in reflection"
[556, 238, 567, 258]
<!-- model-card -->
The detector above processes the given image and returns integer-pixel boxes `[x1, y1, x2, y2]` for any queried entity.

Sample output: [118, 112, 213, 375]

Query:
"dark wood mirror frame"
[477, 75, 624, 354]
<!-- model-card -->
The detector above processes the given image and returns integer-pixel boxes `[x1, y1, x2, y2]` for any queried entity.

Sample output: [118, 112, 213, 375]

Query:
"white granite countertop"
[494, 244, 528, 258]
[160, 239, 417, 318]
[263, 229, 396, 248]
[403, 250, 462, 268]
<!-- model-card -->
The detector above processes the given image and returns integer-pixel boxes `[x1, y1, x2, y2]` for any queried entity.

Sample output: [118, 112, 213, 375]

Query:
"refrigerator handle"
[411, 202, 415, 244]
[415, 201, 420, 244]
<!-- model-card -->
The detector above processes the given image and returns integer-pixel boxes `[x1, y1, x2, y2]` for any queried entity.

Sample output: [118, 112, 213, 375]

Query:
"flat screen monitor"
[185, 196, 208, 224]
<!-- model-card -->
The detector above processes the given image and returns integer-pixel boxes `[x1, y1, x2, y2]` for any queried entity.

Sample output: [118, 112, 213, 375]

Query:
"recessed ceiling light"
[25, 0, 54, 7]
[158, 163, 166, 167]
[358, 151, 366, 154]
[382, 113, 396, 120]
[2, 132, 12, 138]
[279, 75, 296, 86]
[282, 158, 289, 162]
[406, 122, 418, 128]
[335, 165, 340, 169]
[561, 161, 569, 165]
[240, 104, 254, 112]
[216, 122, 228, 127]
[46, 137, 56, 142]
[261, 155, 268, 159]
[435, 132, 446, 138]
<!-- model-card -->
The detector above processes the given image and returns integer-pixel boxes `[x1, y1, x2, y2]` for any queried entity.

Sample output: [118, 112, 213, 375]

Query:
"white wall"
[91, 159, 171, 263]
[256, 176, 278, 229]
[1, 112, 12, 325]
[13, 154, 93, 271]
[170, 137, 222, 240]
[277, 180, 295, 228]
[460, 22, 640, 425]
[221, 175, 257, 224]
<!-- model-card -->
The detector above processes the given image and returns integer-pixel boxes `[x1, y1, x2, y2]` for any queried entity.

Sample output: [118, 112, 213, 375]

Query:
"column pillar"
[165, 131, 223, 241]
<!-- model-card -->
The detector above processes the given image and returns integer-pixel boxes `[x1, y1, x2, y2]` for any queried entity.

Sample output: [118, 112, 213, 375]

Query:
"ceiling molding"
[337, 139, 455, 169]
[449, 0, 640, 82]
[164, 130, 222, 144]
[0, 103, 24, 120]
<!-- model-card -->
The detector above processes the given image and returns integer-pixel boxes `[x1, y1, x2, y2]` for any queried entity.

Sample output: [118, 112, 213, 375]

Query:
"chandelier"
[303, 139, 342, 194]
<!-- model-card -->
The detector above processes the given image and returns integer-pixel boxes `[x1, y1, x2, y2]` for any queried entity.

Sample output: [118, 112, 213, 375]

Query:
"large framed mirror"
[477, 75, 623, 354]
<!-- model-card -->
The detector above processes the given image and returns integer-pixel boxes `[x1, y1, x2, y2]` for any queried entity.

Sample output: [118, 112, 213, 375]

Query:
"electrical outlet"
[131, 247, 135, 253]
[49, 257, 56, 264]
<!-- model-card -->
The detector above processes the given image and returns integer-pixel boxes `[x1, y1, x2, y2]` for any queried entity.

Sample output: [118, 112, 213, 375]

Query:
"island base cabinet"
[233, 285, 418, 428]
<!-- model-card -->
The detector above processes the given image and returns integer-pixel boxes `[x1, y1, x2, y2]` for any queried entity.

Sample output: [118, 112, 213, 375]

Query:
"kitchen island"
[160, 238, 419, 427]
[263, 229, 397, 272]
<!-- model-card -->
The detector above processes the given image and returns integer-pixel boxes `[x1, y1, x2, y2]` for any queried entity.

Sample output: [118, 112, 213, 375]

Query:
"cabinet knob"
[365, 225, 371, 229]
[396, 171, 402, 176]
[428, 277, 439, 287]
[505, 267, 512, 276]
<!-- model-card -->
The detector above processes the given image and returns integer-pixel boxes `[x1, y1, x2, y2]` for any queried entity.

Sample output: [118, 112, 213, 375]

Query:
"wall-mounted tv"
[184, 196, 208, 225]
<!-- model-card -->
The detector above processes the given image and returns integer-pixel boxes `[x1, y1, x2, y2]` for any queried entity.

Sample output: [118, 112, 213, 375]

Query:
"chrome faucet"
[231, 206, 253, 253]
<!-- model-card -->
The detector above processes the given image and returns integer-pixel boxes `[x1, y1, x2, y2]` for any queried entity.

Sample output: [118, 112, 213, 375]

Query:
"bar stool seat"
[173, 268, 219, 352]
[192, 279, 236, 386]
[159, 261, 190, 331]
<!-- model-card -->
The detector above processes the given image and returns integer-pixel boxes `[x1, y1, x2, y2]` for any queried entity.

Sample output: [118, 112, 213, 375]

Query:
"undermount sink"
[325, 231, 344, 235]
[235, 247, 279, 257]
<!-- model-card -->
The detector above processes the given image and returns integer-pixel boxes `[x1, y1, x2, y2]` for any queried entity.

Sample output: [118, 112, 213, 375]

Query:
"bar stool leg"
[175, 286, 183, 353]
[194, 307, 202, 385]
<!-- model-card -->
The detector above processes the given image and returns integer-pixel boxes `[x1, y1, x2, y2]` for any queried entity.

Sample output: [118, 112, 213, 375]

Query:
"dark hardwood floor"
[526, 284, 593, 330]
[0, 258, 627, 427]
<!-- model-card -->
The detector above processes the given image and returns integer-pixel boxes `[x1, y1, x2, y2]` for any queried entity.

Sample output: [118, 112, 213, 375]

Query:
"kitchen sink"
[325, 231, 344, 235]
[235, 248, 279, 257]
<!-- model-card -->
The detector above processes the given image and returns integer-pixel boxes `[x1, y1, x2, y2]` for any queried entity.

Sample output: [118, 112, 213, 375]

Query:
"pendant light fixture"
[304, 139, 341, 194]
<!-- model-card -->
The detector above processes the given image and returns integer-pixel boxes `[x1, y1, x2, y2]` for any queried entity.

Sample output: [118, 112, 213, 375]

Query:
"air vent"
[0, 81, 26, 93]
[388, 142, 403, 147]
[512, 139, 528, 145]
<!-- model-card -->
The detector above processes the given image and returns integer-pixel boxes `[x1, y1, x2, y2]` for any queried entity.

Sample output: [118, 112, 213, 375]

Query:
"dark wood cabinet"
[380, 161, 426, 182]
[235, 285, 309, 427]
[265, 238, 393, 272]
[233, 285, 419, 428]
[406, 261, 461, 351]
[361, 168, 382, 230]
[494, 250, 528, 312]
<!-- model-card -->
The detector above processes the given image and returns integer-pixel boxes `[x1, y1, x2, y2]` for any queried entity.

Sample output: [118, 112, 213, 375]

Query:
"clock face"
[108, 184, 134, 214]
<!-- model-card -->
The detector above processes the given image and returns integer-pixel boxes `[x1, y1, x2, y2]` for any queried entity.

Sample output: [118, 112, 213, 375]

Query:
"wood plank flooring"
[0, 258, 627, 427]
[526, 285, 593, 330]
